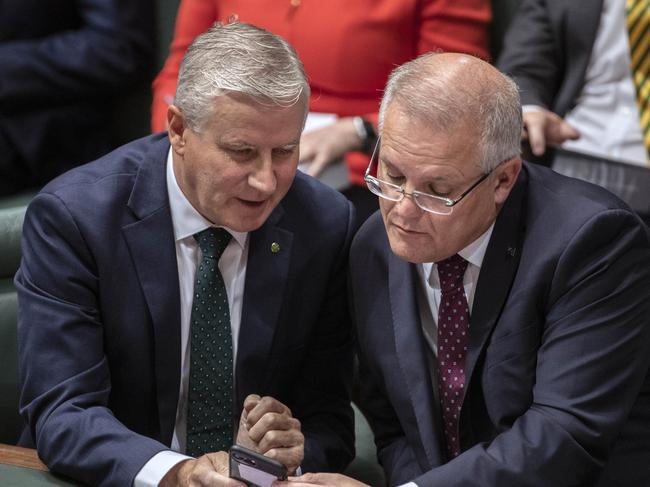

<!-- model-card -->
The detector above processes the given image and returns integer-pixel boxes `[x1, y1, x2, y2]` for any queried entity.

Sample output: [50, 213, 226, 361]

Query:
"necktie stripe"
[630, 21, 650, 67]
[627, 0, 648, 26]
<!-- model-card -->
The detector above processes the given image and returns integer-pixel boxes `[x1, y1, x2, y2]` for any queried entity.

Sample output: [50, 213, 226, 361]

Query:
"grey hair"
[378, 53, 522, 172]
[175, 22, 310, 131]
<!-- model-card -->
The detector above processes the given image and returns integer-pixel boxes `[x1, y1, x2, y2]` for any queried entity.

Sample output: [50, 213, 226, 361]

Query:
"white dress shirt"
[134, 148, 249, 486]
[398, 224, 494, 487]
[525, 0, 646, 165]
[562, 0, 646, 165]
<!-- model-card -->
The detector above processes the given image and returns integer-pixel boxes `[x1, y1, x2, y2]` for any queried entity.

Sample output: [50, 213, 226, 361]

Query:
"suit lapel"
[236, 204, 293, 402]
[465, 168, 528, 389]
[122, 137, 181, 445]
[388, 251, 445, 469]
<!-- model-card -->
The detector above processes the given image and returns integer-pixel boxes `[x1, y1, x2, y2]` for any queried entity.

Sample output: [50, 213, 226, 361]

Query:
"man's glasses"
[364, 138, 500, 216]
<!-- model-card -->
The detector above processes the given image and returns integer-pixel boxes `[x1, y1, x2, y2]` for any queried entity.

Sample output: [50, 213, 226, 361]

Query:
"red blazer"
[152, 0, 491, 185]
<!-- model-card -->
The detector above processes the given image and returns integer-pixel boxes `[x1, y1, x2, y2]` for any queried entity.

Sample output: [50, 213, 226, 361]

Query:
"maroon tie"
[436, 254, 470, 459]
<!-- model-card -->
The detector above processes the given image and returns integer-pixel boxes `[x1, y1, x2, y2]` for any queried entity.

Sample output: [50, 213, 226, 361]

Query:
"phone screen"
[233, 463, 278, 487]
[230, 445, 287, 487]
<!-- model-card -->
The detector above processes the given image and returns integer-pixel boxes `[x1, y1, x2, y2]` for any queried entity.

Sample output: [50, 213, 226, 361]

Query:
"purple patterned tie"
[436, 254, 470, 459]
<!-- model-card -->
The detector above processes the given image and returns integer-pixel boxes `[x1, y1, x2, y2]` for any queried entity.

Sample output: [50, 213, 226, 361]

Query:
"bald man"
[276, 53, 650, 487]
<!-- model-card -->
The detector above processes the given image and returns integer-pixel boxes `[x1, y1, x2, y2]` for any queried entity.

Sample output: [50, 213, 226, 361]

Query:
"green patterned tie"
[186, 227, 234, 457]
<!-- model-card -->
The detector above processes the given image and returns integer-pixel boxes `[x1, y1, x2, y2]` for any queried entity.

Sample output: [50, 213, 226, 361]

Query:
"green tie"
[627, 0, 650, 163]
[186, 227, 234, 457]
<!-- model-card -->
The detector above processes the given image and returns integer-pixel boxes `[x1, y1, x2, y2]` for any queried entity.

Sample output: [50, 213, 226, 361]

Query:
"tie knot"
[436, 254, 468, 294]
[194, 227, 232, 260]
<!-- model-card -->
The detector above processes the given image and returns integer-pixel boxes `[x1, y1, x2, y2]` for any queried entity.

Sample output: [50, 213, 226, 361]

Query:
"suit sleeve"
[16, 193, 169, 487]
[290, 200, 357, 473]
[0, 0, 154, 110]
[411, 210, 650, 486]
[355, 330, 423, 486]
[151, 0, 218, 132]
[496, 0, 560, 108]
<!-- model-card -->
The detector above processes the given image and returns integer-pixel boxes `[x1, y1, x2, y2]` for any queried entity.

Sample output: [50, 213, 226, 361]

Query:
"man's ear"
[493, 157, 522, 205]
[167, 105, 187, 155]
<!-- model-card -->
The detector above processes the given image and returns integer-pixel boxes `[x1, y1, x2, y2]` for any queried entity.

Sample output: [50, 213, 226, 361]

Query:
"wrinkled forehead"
[379, 108, 483, 181]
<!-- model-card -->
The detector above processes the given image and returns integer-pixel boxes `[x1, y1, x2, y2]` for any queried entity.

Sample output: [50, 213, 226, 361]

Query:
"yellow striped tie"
[627, 0, 650, 163]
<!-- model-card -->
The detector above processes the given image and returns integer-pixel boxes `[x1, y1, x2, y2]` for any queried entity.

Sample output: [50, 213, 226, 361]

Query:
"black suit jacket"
[497, 0, 603, 116]
[0, 0, 154, 193]
[16, 133, 355, 487]
[350, 163, 650, 486]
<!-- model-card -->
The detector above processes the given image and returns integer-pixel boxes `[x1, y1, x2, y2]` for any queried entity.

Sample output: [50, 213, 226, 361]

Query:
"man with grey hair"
[16, 22, 355, 487]
[278, 52, 650, 487]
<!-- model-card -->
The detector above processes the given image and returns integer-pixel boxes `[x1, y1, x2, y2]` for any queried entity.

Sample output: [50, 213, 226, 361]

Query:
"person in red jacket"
[152, 0, 491, 222]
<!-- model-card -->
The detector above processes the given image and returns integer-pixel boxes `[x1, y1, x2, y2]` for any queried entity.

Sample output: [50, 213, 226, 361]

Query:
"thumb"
[558, 120, 580, 141]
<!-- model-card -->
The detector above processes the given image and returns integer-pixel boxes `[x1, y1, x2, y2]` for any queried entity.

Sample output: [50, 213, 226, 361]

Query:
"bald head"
[379, 53, 522, 171]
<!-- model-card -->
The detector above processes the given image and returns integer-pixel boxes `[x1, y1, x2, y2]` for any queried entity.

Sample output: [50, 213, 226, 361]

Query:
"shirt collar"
[166, 147, 248, 248]
[457, 222, 494, 269]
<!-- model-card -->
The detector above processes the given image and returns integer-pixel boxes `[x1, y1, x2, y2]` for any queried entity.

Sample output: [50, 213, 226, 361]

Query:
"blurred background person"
[0, 0, 154, 196]
[151, 0, 491, 223]
[497, 0, 650, 223]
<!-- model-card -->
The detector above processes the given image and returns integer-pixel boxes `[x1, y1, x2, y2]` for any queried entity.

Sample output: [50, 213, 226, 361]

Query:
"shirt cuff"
[522, 104, 545, 113]
[133, 450, 192, 487]
[397, 483, 418, 487]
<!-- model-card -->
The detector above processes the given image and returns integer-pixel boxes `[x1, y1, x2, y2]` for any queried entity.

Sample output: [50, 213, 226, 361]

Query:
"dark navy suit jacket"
[16, 133, 355, 486]
[350, 163, 650, 486]
[0, 0, 154, 194]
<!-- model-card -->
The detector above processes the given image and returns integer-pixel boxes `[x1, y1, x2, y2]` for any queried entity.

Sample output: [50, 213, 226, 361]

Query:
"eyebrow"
[380, 155, 454, 183]
[218, 139, 300, 151]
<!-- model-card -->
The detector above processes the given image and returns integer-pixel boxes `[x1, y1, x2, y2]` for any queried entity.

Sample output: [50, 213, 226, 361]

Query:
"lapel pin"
[271, 242, 281, 253]
[506, 246, 516, 257]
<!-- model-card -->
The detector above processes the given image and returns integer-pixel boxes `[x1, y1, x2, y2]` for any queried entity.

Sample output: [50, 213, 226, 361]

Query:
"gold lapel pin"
[271, 242, 281, 253]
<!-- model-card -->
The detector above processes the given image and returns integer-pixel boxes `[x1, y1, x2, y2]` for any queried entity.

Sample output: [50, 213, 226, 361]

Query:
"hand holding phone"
[230, 445, 287, 487]
[237, 395, 304, 475]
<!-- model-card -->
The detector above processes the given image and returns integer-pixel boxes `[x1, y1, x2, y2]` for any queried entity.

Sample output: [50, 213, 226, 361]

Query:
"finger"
[205, 451, 230, 476]
[264, 445, 304, 472]
[558, 120, 580, 141]
[306, 153, 331, 177]
[272, 482, 312, 487]
[257, 428, 304, 454]
[298, 136, 317, 164]
[190, 458, 245, 487]
[525, 117, 546, 156]
[243, 394, 262, 413]
[248, 413, 300, 443]
[247, 396, 291, 426]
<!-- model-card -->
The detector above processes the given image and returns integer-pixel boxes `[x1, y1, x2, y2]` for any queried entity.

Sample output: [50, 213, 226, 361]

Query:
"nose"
[393, 188, 421, 218]
[248, 152, 277, 195]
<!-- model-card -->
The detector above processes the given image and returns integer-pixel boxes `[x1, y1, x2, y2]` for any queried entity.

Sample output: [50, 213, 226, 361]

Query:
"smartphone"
[229, 445, 288, 487]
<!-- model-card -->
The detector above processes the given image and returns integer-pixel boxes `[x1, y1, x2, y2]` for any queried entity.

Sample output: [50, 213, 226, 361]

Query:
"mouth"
[391, 222, 426, 235]
[237, 198, 267, 209]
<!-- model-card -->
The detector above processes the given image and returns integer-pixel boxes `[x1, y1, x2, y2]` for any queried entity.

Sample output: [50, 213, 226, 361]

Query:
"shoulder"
[25, 133, 169, 241]
[523, 162, 637, 224]
[36, 134, 168, 211]
[520, 162, 650, 262]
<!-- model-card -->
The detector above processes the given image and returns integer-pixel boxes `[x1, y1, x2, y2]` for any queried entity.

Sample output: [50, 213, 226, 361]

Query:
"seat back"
[0, 204, 28, 444]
